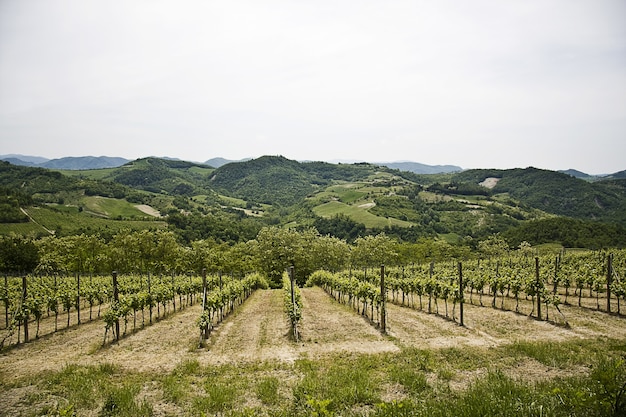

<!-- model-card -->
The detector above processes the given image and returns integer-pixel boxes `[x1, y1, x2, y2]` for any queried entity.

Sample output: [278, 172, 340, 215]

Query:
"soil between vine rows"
[1, 286, 625, 385]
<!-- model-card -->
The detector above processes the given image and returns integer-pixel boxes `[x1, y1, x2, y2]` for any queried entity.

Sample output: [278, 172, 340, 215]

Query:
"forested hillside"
[453, 167, 626, 224]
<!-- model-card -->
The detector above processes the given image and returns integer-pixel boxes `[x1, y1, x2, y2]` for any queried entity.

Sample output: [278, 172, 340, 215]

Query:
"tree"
[254, 226, 322, 287]
[478, 234, 510, 258]
[351, 233, 399, 269]
[0, 234, 39, 274]
[312, 235, 350, 273]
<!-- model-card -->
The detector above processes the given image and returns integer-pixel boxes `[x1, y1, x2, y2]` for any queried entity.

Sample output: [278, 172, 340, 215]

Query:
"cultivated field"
[1, 284, 625, 416]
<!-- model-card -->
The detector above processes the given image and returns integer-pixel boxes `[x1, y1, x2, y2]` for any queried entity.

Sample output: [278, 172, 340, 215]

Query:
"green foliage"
[0, 234, 39, 273]
[5, 156, 626, 250]
[313, 214, 366, 242]
[210, 156, 316, 206]
[256, 377, 281, 405]
[283, 272, 302, 340]
[351, 233, 400, 268]
[100, 384, 152, 417]
[254, 227, 344, 287]
[428, 181, 491, 196]
[166, 211, 261, 244]
[503, 217, 626, 248]
[112, 157, 212, 196]
[0, 187, 31, 223]
[294, 356, 381, 412]
[589, 356, 626, 416]
[456, 167, 626, 225]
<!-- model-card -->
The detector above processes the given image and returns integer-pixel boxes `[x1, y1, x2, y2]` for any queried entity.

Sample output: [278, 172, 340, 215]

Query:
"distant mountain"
[1, 155, 129, 170]
[1, 157, 38, 167]
[559, 169, 591, 179]
[205, 157, 251, 168]
[380, 161, 462, 174]
[0, 154, 49, 165]
[604, 170, 626, 180]
[40, 156, 130, 170]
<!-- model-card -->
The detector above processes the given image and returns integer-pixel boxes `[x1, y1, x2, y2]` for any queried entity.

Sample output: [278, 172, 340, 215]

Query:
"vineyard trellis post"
[288, 265, 299, 341]
[76, 273, 81, 324]
[22, 276, 28, 343]
[200, 268, 209, 343]
[380, 264, 386, 334]
[535, 257, 541, 320]
[458, 262, 464, 327]
[607, 253, 613, 313]
[112, 271, 120, 341]
[4, 274, 8, 328]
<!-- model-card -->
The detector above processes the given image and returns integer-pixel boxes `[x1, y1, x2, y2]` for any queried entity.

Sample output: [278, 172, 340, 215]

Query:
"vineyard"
[1, 249, 625, 416]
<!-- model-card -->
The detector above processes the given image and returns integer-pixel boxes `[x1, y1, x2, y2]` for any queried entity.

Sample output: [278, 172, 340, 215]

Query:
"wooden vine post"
[22, 276, 28, 343]
[607, 253, 613, 313]
[380, 264, 386, 334]
[289, 265, 299, 341]
[112, 271, 120, 341]
[200, 268, 209, 343]
[535, 257, 541, 320]
[458, 261, 464, 327]
[4, 275, 8, 328]
[76, 273, 81, 324]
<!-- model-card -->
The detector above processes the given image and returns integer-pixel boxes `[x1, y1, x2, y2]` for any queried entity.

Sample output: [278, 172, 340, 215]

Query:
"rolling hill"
[1, 156, 625, 248]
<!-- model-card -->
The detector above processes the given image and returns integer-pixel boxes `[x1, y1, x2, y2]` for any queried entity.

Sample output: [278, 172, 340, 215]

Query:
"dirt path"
[386, 296, 626, 350]
[0, 303, 202, 383]
[197, 287, 399, 365]
[297, 287, 398, 356]
[197, 289, 296, 365]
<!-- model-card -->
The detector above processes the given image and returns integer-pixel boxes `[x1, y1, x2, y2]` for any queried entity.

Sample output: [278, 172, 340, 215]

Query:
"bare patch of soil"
[0, 303, 201, 383]
[479, 177, 500, 189]
[197, 289, 297, 365]
[197, 287, 399, 365]
[298, 287, 398, 357]
[134, 204, 162, 217]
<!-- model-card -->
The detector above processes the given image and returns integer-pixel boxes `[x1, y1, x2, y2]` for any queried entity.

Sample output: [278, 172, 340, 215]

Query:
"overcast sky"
[1, 1, 625, 174]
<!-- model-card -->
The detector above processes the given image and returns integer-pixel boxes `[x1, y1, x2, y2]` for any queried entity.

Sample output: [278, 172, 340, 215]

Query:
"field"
[0, 204, 166, 236]
[1, 278, 625, 416]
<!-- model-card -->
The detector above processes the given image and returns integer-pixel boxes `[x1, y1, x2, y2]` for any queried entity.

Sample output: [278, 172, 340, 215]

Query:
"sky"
[0, 1, 625, 175]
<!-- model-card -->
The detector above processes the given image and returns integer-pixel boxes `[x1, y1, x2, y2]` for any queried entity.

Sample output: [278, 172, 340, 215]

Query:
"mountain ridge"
[2, 154, 623, 177]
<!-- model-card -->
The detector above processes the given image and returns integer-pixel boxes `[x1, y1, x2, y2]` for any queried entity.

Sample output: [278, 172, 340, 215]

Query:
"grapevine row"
[197, 272, 268, 346]
[283, 268, 302, 341]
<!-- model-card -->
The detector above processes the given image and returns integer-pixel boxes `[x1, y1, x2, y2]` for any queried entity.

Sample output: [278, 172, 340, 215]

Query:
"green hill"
[1, 157, 626, 248]
[452, 167, 626, 225]
[209, 156, 314, 206]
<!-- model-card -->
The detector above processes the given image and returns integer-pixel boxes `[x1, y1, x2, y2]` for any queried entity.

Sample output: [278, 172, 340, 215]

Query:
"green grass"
[218, 194, 248, 207]
[12, 337, 626, 416]
[313, 201, 414, 229]
[0, 205, 166, 236]
[59, 168, 118, 180]
[82, 196, 147, 218]
[188, 166, 214, 176]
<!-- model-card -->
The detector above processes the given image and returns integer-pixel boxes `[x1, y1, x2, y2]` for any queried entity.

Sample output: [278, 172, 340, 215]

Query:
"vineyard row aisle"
[2, 286, 625, 385]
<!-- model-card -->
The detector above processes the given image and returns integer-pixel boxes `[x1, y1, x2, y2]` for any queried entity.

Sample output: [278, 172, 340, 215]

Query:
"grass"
[59, 168, 119, 180]
[8, 337, 626, 416]
[1, 205, 166, 236]
[313, 201, 414, 229]
[82, 196, 148, 218]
